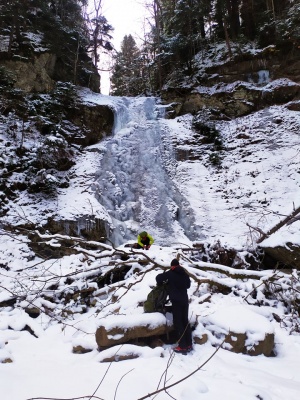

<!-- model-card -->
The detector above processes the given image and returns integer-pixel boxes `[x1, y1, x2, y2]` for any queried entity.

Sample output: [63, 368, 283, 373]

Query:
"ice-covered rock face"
[93, 97, 201, 246]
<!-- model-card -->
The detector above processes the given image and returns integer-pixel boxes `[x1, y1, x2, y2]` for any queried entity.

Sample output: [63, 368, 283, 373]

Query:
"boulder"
[97, 344, 164, 363]
[100, 352, 139, 362]
[261, 243, 300, 270]
[1, 358, 13, 364]
[193, 333, 208, 345]
[95, 313, 173, 349]
[200, 305, 275, 356]
[24, 307, 40, 319]
[72, 345, 93, 354]
[224, 331, 274, 356]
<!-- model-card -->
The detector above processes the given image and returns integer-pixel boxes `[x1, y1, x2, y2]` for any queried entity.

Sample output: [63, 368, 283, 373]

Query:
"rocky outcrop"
[162, 79, 300, 118]
[206, 57, 276, 85]
[44, 216, 108, 241]
[0, 51, 100, 93]
[202, 48, 290, 86]
[27, 217, 109, 258]
[161, 46, 300, 119]
[0, 53, 56, 92]
[67, 103, 114, 146]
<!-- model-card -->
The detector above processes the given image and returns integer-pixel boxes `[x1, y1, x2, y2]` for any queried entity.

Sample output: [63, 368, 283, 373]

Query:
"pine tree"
[84, 0, 114, 67]
[110, 35, 145, 96]
[0, 0, 101, 90]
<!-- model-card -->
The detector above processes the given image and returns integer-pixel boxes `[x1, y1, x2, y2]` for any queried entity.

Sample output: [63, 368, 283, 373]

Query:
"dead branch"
[0, 285, 93, 335]
[89, 344, 123, 400]
[114, 368, 134, 400]
[181, 252, 270, 281]
[257, 205, 300, 243]
[246, 223, 266, 237]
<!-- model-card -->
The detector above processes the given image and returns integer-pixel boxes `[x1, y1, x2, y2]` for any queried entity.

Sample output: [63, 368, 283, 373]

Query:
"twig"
[26, 396, 103, 400]
[113, 368, 134, 400]
[137, 340, 225, 400]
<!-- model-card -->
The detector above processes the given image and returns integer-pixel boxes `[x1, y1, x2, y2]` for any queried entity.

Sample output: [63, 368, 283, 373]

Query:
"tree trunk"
[153, 0, 163, 91]
[223, 17, 232, 59]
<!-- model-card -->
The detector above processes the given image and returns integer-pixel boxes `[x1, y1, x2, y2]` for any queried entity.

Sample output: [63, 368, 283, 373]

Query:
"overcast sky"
[98, 0, 149, 93]
[102, 0, 148, 50]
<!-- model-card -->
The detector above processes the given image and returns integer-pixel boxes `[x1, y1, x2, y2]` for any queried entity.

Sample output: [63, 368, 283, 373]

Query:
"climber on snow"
[132, 231, 154, 250]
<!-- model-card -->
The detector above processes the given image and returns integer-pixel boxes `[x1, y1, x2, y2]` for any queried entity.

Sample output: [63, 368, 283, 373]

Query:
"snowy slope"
[1, 88, 300, 400]
[2, 87, 299, 251]
[0, 235, 300, 400]
[51, 90, 300, 249]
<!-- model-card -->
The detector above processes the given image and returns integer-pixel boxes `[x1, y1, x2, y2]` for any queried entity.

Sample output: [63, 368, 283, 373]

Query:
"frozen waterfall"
[93, 97, 199, 246]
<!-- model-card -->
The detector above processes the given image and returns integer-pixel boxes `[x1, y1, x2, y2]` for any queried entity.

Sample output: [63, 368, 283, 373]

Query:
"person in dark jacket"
[156, 258, 193, 354]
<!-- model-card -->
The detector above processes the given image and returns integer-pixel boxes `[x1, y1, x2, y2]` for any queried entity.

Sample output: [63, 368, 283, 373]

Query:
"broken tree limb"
[257, 205, 300, 244]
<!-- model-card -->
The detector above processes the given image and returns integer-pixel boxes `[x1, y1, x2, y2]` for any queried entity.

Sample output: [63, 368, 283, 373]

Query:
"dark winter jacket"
[156, 266, 190, 303]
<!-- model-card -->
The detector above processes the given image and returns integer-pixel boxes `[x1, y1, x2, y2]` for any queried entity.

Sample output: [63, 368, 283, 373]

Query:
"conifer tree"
[84, 0, 114, 67]
[0, 0, 101, 89]
[110, 34, 145, 96]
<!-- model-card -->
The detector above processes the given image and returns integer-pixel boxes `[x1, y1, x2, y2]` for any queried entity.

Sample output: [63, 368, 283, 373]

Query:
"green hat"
[140, 231, 147, 237]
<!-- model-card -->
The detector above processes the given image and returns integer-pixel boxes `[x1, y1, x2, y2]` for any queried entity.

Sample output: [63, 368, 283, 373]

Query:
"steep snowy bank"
[1, 89, 299, 250]
[56, 91, 300, 249]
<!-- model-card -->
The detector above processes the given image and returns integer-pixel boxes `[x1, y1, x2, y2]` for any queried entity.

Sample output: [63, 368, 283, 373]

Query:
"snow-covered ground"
[1, 87, 300, 399]
[5, 88, 299, 248]
[0, 236, 300, 400]
[43, 90, 300, 248]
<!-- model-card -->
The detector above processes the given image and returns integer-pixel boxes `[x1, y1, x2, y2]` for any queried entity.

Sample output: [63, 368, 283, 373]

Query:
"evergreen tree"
[84, 0, 114, 67]
[88, 15, 113, 65]
[143, 0, 297, 93]
[145, 0, 210, 83]
[110, 35, 145, 96]
[0, 0, 101, 89]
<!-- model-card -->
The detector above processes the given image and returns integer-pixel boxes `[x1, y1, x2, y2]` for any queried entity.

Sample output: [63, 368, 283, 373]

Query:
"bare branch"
[257, 205, 300, 243]
[137, 340, 225, 400]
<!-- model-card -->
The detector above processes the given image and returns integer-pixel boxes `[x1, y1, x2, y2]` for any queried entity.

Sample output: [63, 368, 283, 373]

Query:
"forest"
[1, 1, 299, 96]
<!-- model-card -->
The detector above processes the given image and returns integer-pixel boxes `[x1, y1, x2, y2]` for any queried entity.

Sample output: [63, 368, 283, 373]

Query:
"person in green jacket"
[134, 231, 154, 250]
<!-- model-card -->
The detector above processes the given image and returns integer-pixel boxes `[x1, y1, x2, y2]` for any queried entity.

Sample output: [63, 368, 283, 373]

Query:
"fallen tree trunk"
[257, 205, 300, 244]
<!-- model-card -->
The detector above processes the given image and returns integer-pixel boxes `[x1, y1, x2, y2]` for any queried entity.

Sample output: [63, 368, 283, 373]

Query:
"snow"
[44, 91, 300, 249]
[1, 84, 300, 399]
[205, 304, 274, 334]
[260, 220, 300, 248]
[100, 313, 171, 331]
[1, 237, 300, 399]
[0, 35, 9, 52]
